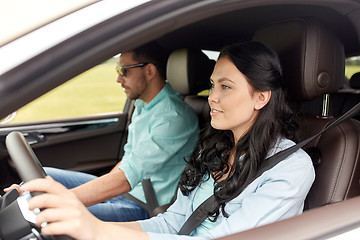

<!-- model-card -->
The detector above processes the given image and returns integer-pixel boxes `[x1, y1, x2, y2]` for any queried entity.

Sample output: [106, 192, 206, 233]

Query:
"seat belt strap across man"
[122, 179, 159, 217]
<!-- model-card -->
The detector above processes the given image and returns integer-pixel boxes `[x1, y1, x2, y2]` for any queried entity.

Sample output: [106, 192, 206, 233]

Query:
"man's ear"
[145, 63, 157, 80]
[254, 90, 271, 110]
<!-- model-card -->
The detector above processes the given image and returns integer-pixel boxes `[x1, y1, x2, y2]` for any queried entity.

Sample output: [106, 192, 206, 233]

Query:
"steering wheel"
[0, 131, 73, 240]
[6, 131, 46, 183]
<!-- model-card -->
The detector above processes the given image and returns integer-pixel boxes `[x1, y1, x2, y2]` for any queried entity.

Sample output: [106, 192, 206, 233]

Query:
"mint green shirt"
[119, 83, 199, 206]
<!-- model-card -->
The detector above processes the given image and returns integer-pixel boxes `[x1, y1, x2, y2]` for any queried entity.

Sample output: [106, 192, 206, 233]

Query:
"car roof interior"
[156, 3, 360, 56]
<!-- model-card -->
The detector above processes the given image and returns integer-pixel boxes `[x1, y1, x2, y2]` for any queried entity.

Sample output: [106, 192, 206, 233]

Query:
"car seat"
[166, 48, 214, 129]
[303, 72, 360, 121]
[253, 18, 360, 209]
[149, 48, 214, 216]
[328, 72, 360, 121]
[350, 72, 360, 89]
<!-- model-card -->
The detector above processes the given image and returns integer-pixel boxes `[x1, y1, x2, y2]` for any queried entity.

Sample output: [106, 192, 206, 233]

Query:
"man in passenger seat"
[5, 42, 199, 222]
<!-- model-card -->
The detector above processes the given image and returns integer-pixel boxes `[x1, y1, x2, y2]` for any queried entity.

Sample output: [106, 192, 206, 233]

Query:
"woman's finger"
[19, 176, 103, 239]
[20, 176, 67, 194]
[27, 191, 79, 211]
[36, 207, 81, 226]
[39, 208, 102, 240]
[40, 220, 85, 239]
[3, 184, 22, 194]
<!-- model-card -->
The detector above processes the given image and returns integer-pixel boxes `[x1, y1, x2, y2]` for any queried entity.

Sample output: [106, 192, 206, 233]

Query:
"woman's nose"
[208, 89, 219, 103]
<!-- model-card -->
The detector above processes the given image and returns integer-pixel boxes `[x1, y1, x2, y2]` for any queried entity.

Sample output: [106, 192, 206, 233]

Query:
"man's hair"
[132, 42, 169, 80]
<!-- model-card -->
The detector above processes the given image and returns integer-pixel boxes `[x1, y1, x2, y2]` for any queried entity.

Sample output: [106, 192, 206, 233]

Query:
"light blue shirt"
[192, 176, 215, 237]
[139, 138, 315, 240]
[119, 83, 199, 206]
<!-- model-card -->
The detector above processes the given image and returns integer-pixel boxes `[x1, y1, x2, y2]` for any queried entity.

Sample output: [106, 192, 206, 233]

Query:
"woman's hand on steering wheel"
[20, 176, 104, 240]
[3, 184, 23, 195]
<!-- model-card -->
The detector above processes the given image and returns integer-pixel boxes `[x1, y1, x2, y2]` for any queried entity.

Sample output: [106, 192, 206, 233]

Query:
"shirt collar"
[134, 82, 172, 111]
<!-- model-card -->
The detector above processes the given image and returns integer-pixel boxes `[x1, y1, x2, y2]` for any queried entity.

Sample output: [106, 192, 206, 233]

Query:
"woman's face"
[208, 56, 268, 141]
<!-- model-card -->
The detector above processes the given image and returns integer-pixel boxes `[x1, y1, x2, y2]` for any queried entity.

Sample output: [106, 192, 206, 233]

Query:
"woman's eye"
[222, 85, 230, 90]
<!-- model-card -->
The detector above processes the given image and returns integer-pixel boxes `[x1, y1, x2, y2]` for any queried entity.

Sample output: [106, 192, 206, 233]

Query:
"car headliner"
[156, 1, 360, 56]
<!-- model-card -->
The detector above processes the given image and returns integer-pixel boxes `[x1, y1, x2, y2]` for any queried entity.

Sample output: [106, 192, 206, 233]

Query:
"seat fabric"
[253, 18, 360, 209]
[167, 48, 214, 128]
[152, 49, 214, 216]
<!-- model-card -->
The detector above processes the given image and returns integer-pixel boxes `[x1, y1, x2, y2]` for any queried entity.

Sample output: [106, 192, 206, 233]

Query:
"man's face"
[116, 51, 148, 100]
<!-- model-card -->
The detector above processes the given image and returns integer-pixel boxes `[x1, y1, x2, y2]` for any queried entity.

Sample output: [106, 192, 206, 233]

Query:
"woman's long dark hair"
[179, 41, 298, 220]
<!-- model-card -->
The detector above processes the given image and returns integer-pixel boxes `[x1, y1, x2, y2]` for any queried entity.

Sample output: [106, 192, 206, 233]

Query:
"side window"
[199, 50, 219, 96]
[345, 56, 360, 89]
[5, 57, 126, 124]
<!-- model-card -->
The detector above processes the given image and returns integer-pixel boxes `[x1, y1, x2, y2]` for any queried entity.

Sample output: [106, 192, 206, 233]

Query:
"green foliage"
[345, 57, 360, 66]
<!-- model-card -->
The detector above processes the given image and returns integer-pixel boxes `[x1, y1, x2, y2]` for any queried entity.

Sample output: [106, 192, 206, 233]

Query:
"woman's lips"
[210, 108, 223, 116]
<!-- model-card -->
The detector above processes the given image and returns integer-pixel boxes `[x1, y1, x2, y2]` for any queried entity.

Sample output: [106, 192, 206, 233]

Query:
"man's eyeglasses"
[115, 63, 150, 77]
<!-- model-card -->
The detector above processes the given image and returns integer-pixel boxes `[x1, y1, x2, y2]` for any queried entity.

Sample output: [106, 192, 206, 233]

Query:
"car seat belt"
[122, 179, 159, 217]
[178, 102, 360, 235]
[142, 179, 160, 214]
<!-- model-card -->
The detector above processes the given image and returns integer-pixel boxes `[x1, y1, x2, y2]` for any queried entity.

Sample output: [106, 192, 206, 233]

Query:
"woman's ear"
[254, 90, 271, 110]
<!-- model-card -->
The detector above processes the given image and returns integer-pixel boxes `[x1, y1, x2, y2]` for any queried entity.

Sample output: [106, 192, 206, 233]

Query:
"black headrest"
[350, 72, 360, 89]
[253, 18, 344, 101]
[167, 49, 214, 95]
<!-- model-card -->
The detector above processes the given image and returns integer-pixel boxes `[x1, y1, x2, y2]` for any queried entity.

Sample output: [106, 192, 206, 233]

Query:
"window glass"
[199, 50, 219, 96]
[202, 50, 219, 61]
[8, 57, 126, 124]
[345, 56, 360, 89]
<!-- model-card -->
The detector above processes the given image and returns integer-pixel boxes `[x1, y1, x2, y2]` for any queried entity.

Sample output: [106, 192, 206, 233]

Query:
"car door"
[0, 0, 202, 192]
[0, 60, 133, 191]
[0, 0, 211, 193]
